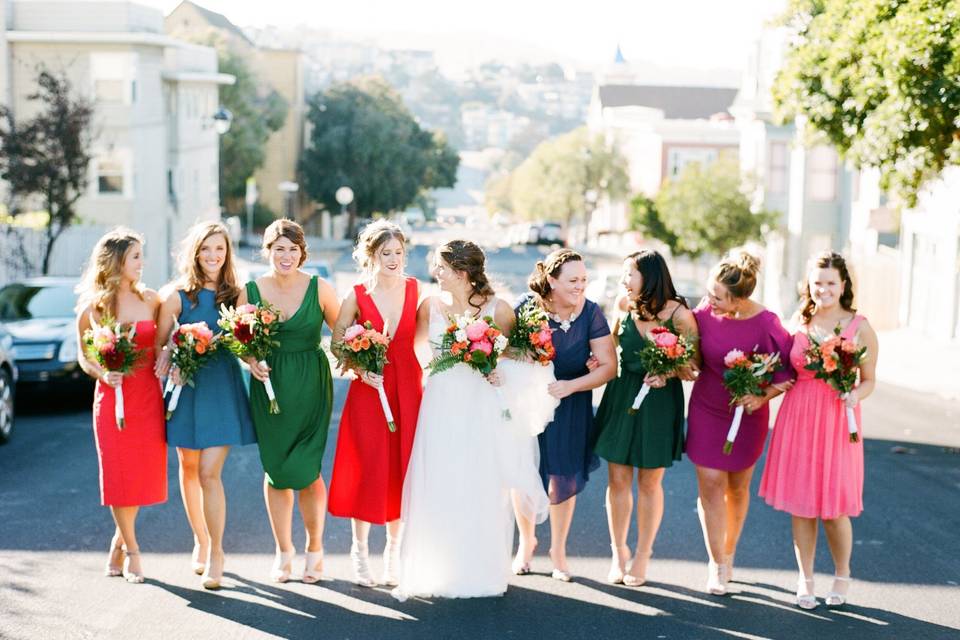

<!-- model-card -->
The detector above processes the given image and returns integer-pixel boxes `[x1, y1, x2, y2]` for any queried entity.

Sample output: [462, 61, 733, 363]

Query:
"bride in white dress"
[394, 240, 551, 600]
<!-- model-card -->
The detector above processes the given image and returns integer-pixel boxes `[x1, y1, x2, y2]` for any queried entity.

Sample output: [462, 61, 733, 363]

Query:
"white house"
[1, 0, 233, 285]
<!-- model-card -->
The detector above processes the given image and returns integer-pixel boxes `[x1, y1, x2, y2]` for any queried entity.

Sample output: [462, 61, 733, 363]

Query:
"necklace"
[549, 308, 579, 332]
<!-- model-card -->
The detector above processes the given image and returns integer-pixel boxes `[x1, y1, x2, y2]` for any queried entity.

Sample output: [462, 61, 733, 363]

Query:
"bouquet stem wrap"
[723, 405, 744, 455]
[377, 384, 396, 432]
[115, 383, 125, 430]
[628, 383, 651, 415]
[260, 360, 280, 414]
[842, 395, 859, 443]
[165, 385, 183, 420]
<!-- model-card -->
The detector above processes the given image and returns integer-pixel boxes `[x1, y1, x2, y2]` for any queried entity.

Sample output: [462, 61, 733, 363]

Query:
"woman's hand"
[360, 370, 384, 390]
[154, 347, 171, 379]
[169, 367, 183, 387]
[843, 389, 860, 408]
[585, 355, 600, 371]
[547, 379, 575, 399]
[643, 373, 667, 388]
[101, 371, 124, 388]
[738, 394, 768, 414]
[486, 370, 502, 387]
[246, 358, 271, 383]
[677, 363, 699, 381]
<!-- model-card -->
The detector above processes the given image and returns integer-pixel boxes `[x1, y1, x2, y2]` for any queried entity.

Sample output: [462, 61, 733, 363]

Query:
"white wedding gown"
[393, 297, 552, 601]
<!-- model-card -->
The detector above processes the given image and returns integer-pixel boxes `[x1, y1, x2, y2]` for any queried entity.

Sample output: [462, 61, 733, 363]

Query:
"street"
[1, 225, 959, 640]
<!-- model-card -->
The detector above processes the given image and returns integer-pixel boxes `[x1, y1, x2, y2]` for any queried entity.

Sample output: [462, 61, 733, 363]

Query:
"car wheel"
[0, 367, 12, 444]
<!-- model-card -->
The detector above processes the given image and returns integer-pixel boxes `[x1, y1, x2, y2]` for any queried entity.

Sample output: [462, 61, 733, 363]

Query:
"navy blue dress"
[517, 294, 611, 504]
[165, 289, 257, 450]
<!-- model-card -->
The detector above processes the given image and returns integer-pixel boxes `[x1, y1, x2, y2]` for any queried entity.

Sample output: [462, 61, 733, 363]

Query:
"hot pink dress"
[759, 315, 865, 519]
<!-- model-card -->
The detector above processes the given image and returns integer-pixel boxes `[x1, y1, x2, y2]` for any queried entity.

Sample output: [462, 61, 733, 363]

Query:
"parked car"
[585, 270, 623, 317]
[0, 325, 17, 444]
[0, 277, 86, 392]
[535, 222, 566, 246]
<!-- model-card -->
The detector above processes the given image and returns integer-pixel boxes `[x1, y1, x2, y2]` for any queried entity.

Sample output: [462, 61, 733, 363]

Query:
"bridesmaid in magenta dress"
[759, 252, 878, 609]
[75, 228, 166, 584]
[685, 252, 793, 595]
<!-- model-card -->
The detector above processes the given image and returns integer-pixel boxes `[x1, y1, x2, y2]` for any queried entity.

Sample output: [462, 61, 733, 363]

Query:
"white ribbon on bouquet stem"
[841, 393, 859, 443]
[723, 405, 744, 455]
[629, 383, 651, 414]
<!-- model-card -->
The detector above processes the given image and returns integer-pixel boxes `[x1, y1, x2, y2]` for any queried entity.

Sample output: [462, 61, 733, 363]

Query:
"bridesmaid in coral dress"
[74, 228, 166, 584]
[328, 220, 422, 587]
[760, 252, 878, 610]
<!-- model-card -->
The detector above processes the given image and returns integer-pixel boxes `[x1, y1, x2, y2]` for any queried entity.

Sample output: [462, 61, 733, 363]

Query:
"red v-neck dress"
[328, 278, 423, 524]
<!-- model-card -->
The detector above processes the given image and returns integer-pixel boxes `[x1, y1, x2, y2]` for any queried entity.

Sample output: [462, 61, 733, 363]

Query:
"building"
[461, 106, 532, 150]
[1, 0, 233, 285]
[166, 1, 307, 220]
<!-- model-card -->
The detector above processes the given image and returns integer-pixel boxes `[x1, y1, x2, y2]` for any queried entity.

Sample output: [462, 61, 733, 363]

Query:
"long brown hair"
[528, 248, 583, 299]
[437, 239, 495, 314]
[799, 251, 856, 323]
[176, 221, 241, 309]
[75, 227, 146, 316]
[627, 250, 686, 319]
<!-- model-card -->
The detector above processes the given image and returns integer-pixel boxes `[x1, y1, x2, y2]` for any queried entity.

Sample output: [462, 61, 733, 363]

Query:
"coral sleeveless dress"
[328, 277, 423, 524]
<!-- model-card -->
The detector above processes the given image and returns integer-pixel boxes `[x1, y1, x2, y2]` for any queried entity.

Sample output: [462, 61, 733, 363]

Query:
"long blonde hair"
[75, 227, 146, 316]
[176, 221, 240, 309]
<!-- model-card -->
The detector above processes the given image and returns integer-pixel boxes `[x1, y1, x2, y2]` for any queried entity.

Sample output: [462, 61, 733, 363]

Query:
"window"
[807, 146, 838, 202]
[97, 159, 124, 194]
[90, 53, 137, 105]
[767, 141, 788, 194]
[666, 147, 718, 179]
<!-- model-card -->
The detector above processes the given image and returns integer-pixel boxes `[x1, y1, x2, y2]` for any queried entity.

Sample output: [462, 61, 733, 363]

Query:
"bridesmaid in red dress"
[328, 220, 423, 587]
[74, 227, 167, 584]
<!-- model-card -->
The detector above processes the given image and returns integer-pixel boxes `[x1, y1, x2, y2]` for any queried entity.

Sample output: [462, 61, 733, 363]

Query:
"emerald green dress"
[593, 311, 684, 468]
[247, 276, 333, 490]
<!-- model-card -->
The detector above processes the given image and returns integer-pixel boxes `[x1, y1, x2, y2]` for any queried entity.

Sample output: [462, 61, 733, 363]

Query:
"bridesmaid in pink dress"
[760, 252, 878, 610]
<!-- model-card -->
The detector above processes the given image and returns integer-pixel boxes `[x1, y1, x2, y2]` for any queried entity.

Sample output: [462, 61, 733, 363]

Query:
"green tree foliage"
[218, 48, 287, 211]
[773, 0, 960, 205]
[300, 77, 459, 236]
[506, 127, 629, 227]
[634, 159, 775, 258]
[0, 70, 94, 274]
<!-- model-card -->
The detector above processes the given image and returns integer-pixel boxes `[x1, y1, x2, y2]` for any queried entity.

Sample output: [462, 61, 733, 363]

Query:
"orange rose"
[360, 337, 371, 350]
[260, 310, 276, 325]
[195, 342, 207, 355]
[823, 358, 838, 373]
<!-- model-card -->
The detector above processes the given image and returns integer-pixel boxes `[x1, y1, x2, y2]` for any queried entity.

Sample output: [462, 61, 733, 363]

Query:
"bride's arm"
[414, 296, 433, 346]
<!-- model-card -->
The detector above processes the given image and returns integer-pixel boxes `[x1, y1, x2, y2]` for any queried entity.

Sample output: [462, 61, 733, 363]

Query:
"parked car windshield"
[0, 284, 76, 320]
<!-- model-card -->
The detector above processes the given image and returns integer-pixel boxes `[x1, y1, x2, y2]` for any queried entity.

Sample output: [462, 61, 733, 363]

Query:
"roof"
[175, 1, 254, 46]
[597, 84, 739, 120]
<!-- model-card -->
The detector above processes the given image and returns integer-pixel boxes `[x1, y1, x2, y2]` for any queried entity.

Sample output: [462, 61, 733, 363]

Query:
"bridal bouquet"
[429, 312, 511, 419]
[508, 299, 556, 365]
[628, 325, 694, 415]
[804, 327, 867, 442]
[334, 320, 395, 432]
[83, 315, 142, 430]
[163, 321, 218, 420]
[218, 302, 281, 414]
[721, 348, 781, 454]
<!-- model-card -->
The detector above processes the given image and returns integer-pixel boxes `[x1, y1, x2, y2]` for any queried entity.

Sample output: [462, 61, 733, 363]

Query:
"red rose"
[103, 347, 124, 370]
[234, 322, 254, 344]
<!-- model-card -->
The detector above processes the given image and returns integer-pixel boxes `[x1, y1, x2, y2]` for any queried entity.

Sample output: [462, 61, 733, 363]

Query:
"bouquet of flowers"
[218, 302, 281, 414]
[429, 312, 511, 419]
[82, 314, 142, 430]
[163, 321, 217, 420]
[508, 299, 556, 365]
[629, 325, 694, 414]
[335, 320, 394, 432]
[721, 348, 782, 454]
[804, 327, 867, 442]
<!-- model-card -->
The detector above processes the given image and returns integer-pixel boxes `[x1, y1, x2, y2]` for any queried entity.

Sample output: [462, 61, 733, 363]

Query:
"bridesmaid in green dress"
[593, 250, 698, 586]
[238, 220, 340, 584]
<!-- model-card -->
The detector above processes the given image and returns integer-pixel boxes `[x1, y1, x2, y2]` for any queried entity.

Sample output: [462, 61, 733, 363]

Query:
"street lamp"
[212, 106, 233, 135]
[278, 181, 299, 220]
[336, 186, 355, 238]
[213, 106, 233, 226]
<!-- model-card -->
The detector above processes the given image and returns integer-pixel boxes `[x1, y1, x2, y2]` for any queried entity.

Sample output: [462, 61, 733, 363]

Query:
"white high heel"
[302, 550, 324, 584]
[350, 542, 375, 587]
[825, 575, 851, 606]
[607, 544, 627, 584]
[382, 537, 400, 586]
[122, 548, 145, 584]
[623, 550, 651, 587]
[706, 560, 727, 595]
[191, 543, 206, 576]
[270, 550, 295, 583]
[796, 576, 818, 610]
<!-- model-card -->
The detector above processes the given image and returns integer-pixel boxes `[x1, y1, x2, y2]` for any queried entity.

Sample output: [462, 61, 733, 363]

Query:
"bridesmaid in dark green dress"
[593, 250, 698, 587]
[237, 220, 340, 584]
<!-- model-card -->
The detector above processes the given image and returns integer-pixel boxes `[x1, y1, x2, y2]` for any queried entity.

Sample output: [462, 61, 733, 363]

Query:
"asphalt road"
[1, 227, 958, 640]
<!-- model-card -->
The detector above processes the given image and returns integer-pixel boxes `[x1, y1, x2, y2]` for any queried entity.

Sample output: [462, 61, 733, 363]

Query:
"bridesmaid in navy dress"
[155, 221, 256, 589]
[512, 249, 617, 581]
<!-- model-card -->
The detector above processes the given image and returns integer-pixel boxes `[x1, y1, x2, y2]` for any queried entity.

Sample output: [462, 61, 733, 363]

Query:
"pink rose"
[724, 349, 746, 368]
[344, 324, 365, 341]
[236, 303, 257, 314]
[470, 339, 493, 356]
[537, 329, 552, 345]
[653, 331, 679, 348]
[465, 320, 490, 342]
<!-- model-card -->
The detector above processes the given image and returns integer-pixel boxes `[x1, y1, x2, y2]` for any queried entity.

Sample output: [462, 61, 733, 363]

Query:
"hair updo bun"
[710, 250, 761, 300]
[527, 249, 583, 298]
[437, 239, 495, 313]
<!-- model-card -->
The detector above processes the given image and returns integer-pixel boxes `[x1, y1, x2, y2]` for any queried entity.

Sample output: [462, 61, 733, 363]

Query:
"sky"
[147, 0, 786, 79]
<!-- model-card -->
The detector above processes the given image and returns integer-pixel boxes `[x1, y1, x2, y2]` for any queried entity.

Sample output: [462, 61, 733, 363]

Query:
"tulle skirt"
[394, 361, 552, 600]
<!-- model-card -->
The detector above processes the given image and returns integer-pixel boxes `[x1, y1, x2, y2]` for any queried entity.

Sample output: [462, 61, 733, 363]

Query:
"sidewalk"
[876, 328, 960, 400]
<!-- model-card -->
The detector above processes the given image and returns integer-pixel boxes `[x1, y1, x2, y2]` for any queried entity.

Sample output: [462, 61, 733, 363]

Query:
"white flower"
[455, 315, 469, 330]
[494, 334, 508, 352]
[455, 329, 468, 343]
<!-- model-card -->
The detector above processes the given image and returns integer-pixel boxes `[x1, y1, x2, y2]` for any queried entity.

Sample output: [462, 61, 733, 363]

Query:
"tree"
[0, 70, 94, 274]
[218, 48, 287, 212]
[300, 77, 459, 237]
[773, 0, 960, 205]
[508, 127, 629, 233]
[634, 159, 775, 258]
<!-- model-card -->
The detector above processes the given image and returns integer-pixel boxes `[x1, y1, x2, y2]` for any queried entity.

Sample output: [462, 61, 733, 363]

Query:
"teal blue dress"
[165, 289, 257, 450]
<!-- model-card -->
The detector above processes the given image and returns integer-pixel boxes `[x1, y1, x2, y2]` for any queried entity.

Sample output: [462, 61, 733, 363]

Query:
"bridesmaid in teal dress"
[238, 220, 340, 584]
[155, 221, 256, 590]
[593, 250, 697, 586]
